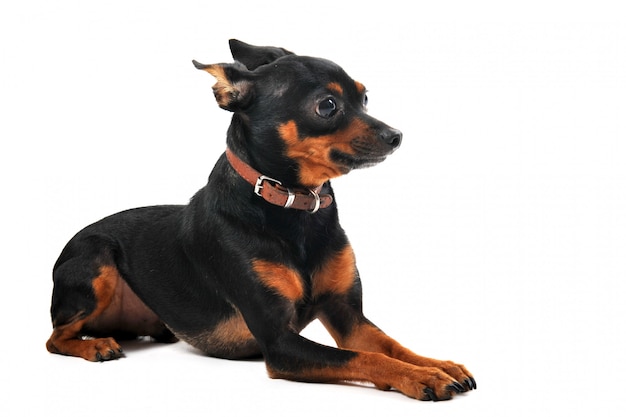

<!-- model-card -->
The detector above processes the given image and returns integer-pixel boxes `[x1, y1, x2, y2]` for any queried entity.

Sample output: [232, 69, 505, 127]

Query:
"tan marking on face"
[312, 245, 356, 298]
[278, 119, 370, 188]
[327, 82, 344, 96]
[355, 81, 366, 95]
[253, 259, 304, 301]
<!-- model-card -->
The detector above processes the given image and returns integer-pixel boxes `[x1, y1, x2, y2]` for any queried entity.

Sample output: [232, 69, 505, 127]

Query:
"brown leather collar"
[225, 148, 333, 213]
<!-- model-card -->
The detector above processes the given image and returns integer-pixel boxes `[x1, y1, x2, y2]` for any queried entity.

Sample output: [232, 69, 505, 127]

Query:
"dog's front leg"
[261, 330, 466, 401]
[309, 244, 477, 393]
[237, 247, 473, 400]
[317, 298, 476, 393]
[241, 295, 468, 399]
[237, 275, 463, 399]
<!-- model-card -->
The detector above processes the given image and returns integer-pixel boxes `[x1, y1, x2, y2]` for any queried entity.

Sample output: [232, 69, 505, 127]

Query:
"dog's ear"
[228, 39, 293, 70]
[192, 61, 253, 112]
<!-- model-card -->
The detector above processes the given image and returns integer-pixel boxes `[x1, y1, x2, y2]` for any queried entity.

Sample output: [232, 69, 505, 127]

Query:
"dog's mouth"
[331, 137, 398, 171]
[330, 149, 389, 171]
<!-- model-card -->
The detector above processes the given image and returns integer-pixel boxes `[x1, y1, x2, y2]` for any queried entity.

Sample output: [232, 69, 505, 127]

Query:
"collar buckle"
[254, 175, 282, 197]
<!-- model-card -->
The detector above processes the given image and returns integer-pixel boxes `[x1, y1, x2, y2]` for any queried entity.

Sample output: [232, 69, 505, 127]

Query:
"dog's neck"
[225, 148, 333, 213]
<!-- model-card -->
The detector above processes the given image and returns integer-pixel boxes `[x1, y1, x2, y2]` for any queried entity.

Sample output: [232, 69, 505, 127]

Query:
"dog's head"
[193, 39, 401, 189]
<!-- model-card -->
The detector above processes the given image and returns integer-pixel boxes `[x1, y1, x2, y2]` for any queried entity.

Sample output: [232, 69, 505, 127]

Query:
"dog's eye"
[316, 98, 338, 118]
[362, 94, 368, 107]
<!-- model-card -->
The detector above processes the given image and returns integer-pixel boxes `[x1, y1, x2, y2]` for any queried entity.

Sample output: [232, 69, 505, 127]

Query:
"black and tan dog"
[46, 40, 476, 401]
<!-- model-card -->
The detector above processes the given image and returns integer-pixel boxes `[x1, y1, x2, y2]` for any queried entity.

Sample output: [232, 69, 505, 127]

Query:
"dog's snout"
[381, 127, 402, 150]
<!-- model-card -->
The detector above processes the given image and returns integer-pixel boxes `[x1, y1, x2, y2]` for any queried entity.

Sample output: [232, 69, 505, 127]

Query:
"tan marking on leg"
[312, 245, 356, 297]
[88, 274, 167, 338]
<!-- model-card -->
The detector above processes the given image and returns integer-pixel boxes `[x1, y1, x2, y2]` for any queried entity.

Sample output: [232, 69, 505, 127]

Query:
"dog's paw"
[402, 366, 465, 401]
[434, 360, 476, 392]
[81, 337, 125, 362]
[395, 363, 476, 401]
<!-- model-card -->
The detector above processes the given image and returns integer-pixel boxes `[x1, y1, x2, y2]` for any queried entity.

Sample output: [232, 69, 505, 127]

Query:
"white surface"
[1, 1, 624, 415]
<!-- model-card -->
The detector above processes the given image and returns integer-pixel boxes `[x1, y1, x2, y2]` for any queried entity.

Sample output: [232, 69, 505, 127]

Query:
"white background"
[1, 1, 624, 415]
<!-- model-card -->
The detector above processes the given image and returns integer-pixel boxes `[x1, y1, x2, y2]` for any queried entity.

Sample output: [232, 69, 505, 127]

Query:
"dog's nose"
[380, 127, 402, 150]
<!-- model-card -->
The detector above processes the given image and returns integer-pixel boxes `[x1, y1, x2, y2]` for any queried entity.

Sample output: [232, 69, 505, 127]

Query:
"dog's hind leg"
[46, 254, 173, 361]
[46, 259, 125, 361]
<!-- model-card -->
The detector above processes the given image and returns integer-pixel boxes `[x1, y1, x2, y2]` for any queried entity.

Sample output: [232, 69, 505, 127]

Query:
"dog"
[46, 39, 476, 401]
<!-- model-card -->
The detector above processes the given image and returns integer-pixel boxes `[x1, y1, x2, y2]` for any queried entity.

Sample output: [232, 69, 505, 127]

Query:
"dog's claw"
[423, 387, 438, 401]
[448, 382, 466, 393]
[464, 377, 477, 390]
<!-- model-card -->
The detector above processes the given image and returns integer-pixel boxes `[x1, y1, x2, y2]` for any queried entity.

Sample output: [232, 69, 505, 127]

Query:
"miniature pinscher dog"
[46, 39, 476, 401]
